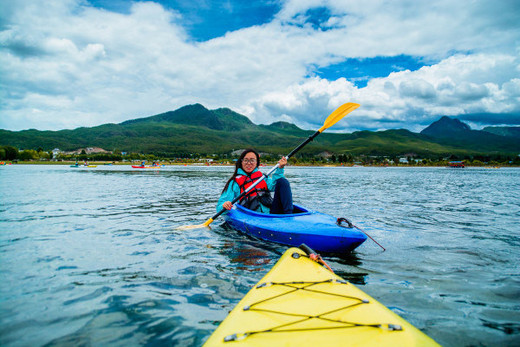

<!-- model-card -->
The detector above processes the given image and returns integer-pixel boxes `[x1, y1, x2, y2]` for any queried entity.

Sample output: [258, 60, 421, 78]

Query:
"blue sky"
[89, 0, 282, 41]
[1, 0, 519, 132]
[313, 55, 432, 88]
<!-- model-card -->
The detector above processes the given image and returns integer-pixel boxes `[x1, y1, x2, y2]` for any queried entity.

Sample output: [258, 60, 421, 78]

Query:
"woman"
[217, 149, 293, 214]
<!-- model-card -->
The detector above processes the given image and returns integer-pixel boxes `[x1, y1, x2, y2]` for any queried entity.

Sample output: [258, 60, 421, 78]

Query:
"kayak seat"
[292, 205, 307, 214]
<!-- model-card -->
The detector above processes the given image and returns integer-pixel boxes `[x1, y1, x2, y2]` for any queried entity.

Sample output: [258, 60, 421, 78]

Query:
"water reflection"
[219, 241, 272, 271]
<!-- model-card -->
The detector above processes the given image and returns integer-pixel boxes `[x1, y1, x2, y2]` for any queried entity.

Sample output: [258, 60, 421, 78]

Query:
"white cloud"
[250, 54, 520, 132]
[0, 0, 519, 131]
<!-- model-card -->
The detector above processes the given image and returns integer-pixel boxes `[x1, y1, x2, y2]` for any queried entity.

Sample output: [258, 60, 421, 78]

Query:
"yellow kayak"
[70, 164, 97, 168]
[204, 246, 439, 346]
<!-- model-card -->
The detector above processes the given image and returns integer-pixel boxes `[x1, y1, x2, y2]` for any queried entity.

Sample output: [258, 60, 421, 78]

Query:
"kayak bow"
[204, 246, 439, 346]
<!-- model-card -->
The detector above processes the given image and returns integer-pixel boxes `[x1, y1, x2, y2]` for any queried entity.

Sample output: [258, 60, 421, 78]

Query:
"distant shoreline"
[2, 161, 517, 168]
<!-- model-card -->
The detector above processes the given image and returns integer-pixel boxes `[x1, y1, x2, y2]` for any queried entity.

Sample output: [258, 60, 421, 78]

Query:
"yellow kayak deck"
[204, 247, 439, 346]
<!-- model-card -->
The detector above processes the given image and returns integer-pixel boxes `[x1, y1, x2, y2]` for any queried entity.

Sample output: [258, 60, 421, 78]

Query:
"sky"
[1, 0, 519, 133]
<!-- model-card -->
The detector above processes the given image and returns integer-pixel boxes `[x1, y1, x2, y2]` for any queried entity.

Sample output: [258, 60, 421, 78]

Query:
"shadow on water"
[323, 252, 367, 285]
[327, 252, 363, 267]
[213, 223, 287, 258]
[480, 319, 520, 335]
[334, 271, 369, 285]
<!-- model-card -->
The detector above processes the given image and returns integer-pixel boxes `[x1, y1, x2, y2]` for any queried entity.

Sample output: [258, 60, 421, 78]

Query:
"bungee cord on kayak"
[204, 246, 440, 346]
[222, 249, 404, 342]
[225, 285, 402, 342]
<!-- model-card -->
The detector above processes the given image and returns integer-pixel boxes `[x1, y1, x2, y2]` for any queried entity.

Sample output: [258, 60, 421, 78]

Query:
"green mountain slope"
[420, 116, 520, 153]
[482, 126, 520, 138]
[1, 105, 519, 157]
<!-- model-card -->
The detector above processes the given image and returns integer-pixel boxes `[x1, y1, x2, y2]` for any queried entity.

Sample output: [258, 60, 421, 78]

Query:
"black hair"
[221, 148, 260, 193]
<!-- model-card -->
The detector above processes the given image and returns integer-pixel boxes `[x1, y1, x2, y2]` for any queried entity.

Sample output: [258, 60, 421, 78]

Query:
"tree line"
[1, 145, 518, 166]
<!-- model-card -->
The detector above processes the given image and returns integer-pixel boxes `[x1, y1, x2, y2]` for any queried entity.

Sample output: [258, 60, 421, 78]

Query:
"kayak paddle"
[178, 102, 360, 230]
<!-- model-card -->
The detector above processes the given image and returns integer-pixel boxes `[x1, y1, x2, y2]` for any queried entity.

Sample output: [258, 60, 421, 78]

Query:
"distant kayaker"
[217, 148, 293, 214]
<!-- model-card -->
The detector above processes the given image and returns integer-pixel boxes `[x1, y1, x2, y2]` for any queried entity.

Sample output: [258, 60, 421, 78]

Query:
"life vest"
[235, 170, 272, 209]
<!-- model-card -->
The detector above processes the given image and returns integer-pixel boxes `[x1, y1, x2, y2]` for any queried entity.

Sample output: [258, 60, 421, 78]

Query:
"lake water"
[0, 165, 519, 346]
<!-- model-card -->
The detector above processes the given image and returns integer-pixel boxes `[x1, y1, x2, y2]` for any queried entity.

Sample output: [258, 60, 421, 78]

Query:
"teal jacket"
[217, 167, 285, 214]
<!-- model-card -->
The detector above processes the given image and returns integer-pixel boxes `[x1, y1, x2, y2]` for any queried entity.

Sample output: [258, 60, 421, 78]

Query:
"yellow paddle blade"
[176, 218, 214, 230]
[318, 103, 360, 133]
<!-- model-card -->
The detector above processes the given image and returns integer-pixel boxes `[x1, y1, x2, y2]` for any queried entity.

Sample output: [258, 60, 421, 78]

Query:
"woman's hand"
[278, 156, 287, 168]
[223, 201, 233, 210]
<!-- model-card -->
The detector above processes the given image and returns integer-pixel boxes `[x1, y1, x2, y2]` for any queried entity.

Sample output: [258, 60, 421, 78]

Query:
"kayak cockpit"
[234, 203, 311, 217]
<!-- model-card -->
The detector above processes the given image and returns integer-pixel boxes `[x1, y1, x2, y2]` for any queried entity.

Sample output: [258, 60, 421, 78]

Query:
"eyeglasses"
[242, 159, 257, 164]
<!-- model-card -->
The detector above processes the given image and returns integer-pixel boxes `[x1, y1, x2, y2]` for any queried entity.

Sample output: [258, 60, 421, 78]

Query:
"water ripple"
[1, 165, 519, 346]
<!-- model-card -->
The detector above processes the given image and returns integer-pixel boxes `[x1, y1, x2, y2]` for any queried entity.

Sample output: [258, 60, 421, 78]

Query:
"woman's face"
[242, 152, 257, 174]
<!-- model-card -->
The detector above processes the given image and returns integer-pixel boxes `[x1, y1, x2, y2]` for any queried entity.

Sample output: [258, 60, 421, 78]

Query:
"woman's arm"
[266, 163, 285, 191]
[216, 181, 239, 213]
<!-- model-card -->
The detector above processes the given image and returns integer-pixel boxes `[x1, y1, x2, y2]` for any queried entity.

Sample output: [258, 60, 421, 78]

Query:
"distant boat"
[448, 161, 465, 168]
[131, 165, 161, 169]
[70, 163, 97, 168]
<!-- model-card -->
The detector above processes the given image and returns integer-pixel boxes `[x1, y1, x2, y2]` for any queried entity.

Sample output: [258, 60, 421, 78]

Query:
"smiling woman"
[217, 149, 293, 215]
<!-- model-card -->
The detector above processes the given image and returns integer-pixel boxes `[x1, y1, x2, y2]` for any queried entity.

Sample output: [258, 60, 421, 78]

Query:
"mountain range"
[1, 104, 519, 158]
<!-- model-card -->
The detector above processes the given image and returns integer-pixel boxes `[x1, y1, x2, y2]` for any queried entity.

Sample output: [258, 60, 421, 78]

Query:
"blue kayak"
[224, 204, 367, 253]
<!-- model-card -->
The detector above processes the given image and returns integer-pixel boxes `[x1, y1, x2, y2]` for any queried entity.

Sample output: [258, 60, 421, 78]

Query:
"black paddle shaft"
[211, 130, 321, 221]
[286, 130, 320, 159]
